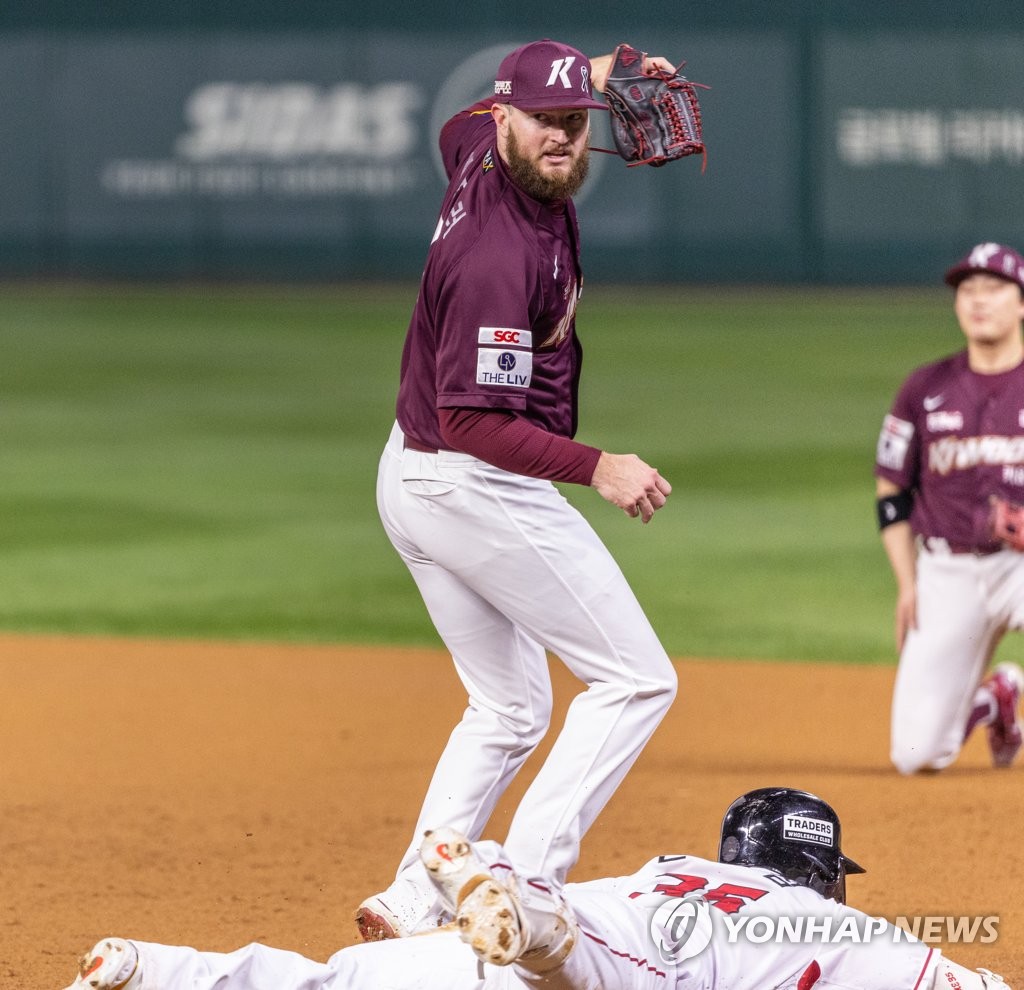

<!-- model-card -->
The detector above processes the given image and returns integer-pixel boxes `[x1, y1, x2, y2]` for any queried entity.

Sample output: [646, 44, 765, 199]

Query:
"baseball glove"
[991, 496, 1024, 550]
[601, 43, 707, 168]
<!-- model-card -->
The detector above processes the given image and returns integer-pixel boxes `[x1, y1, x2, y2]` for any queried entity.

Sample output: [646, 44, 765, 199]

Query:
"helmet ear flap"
[798, 850, 845, 903]
[719, 834, 743, 864]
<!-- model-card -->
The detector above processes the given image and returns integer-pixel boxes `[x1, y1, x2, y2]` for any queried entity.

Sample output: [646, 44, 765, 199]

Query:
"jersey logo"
[927, 410, 963, 432]
[929, 435, 1024, 475]
[923, 394, 944, 411]
[476, 347, 533, 388]
[877, 414, 914, 471]
[539, 275, 578, 348]
[479, 327, 532, 347]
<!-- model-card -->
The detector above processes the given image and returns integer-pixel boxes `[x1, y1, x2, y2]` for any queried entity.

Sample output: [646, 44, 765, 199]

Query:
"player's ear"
[491, 103, 514, 161]
[491, 103, 512, 129]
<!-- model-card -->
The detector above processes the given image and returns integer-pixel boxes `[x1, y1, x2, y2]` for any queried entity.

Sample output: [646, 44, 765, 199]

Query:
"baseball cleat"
[419, 827, 524, 966]
[355, 873, 447, 941]
[63, 938, 141, 990]
[354, 896, 405, 941]
[987, 662, 1024, 768]
[418, 827, 486, 912]
[455, 875, 526, 966]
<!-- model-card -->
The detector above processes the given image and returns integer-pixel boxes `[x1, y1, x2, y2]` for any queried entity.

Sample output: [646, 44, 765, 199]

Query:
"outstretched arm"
[877, 477, 917, 651]
[440, 408, 671, 524]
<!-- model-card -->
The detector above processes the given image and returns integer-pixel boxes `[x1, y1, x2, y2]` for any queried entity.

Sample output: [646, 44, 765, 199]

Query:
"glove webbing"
[649, 77, 707, 170]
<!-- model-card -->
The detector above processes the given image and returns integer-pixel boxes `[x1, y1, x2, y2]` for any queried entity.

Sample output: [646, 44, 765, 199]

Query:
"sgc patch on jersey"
[478, 327, 533, 348]
[477, 327, 533, 389]
[877, 414, 914, 470]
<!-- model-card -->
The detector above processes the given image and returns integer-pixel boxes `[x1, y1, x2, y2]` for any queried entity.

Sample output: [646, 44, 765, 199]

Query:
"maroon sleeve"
[874, 368, 926, 490]
[440, 408, 602, 486]
[439, 101, 497, 179]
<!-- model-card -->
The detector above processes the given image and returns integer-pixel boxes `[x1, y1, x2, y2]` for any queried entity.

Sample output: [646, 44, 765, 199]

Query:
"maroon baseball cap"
[494, 39, 607, 111]
[944, 242, 1024, 291]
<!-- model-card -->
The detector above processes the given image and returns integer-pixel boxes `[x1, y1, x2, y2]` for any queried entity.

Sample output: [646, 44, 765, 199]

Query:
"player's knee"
[488, 698, 553, 753]
[658, 662, 678, 704]
[890, 727, 927, 774]
[511, 708, 552, 752]
[890, 735, 957, 775]
[615, 661, 677, 719]
[642, 658, 678, 712]
[891, 747, 927, 775]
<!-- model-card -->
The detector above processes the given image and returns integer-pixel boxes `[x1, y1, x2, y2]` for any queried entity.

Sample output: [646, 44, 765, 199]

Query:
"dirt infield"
[4, 633, 1020, 986]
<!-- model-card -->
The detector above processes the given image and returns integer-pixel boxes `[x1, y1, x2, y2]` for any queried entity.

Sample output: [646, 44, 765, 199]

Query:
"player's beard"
[505, 129, 590, 202]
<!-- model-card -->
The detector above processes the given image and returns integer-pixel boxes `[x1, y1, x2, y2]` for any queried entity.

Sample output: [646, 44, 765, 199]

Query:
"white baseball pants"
[122, 908, 671, 990]
[890, 542, 1024, 773]
[125, 935, 505, 990]
[116, 889, 955, 990]
[122, 852, 676, 990]
[376, 422, 677, 883]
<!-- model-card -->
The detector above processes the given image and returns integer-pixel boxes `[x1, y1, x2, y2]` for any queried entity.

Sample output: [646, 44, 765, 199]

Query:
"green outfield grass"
[0, 281, 979, 663]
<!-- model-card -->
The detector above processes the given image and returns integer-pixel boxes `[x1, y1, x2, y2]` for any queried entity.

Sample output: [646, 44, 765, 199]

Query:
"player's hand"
[589, 51, 676, 92]
[641, 54, 677, 75]
[894, 587, 917, 652]
[591, 452, 671, 524]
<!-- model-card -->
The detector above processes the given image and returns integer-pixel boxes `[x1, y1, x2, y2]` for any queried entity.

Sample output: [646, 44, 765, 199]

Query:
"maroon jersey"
[875, 350, 1024, 548]
[396, 104, 585, 450]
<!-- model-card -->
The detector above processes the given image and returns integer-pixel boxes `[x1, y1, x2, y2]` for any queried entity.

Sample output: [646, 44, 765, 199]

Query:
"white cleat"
[419, 826, 525, 965]
[354, 894, 408, 941]
[455, 875, 526, 966]
[419, 827, 576, 972]
[419, 828, 487, 910]
[355, 872, 446, 941]
[63, 938, 141, 990]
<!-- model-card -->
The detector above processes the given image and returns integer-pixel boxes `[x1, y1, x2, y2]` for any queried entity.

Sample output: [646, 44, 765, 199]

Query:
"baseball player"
[63, 787, 1012, 990]
[363, 41, 682, 937]
[875, 242, 1024, 774]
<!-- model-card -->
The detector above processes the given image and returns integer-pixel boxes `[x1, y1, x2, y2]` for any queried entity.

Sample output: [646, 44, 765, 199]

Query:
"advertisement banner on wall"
[5, 27, 1022, 281]
[817, 33, 1024, 248]
[0, 30, 798, 280]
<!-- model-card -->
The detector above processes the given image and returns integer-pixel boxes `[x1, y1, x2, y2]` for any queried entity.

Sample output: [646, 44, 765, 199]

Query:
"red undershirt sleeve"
[439, 407, 602, 486]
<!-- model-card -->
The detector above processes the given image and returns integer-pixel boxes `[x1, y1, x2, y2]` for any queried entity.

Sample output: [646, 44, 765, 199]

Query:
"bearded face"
[498, 106, 592, 202]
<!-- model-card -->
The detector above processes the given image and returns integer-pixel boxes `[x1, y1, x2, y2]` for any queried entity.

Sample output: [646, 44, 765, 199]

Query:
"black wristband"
[877, 490, 913, 530]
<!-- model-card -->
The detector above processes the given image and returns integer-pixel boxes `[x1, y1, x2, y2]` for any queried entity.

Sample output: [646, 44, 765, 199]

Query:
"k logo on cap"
[494, 39, 608, 112]
[944, 242, 1024, 292]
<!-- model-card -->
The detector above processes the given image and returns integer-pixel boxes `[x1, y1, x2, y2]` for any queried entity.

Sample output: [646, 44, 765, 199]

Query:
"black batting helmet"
[717, 787, 865, 904]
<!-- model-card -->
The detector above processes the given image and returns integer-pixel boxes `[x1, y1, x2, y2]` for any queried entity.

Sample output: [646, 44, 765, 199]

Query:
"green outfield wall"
[2, 1, 1022, 284]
